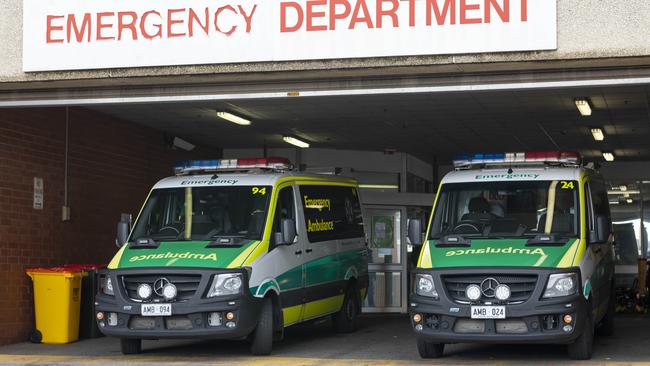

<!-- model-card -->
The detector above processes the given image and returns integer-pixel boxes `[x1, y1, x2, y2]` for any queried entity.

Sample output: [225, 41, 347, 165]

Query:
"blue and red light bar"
[453, 151, 581, 168]
[174, 157, 292, 175]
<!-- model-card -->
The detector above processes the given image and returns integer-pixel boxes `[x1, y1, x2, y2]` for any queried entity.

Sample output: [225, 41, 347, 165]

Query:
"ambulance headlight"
[543, 273, 578, 298]
[415, 274, 438, 299]
[100, 275, 114, 296]
[207, 273, 243, 298]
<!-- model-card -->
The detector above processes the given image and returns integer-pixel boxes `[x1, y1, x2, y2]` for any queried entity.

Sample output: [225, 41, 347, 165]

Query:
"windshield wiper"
[525, 234, 569, 247]
[435, 235, 471, 248]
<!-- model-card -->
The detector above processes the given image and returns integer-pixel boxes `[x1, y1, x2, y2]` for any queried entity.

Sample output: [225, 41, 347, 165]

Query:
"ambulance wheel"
[333, 285, 359, 333]
[567, 310, 594, 360]
[597, 282, 616, 336]
[417, 338, 445, 358]
[120, 338, 142, 355]
[250, 297, 274, 356]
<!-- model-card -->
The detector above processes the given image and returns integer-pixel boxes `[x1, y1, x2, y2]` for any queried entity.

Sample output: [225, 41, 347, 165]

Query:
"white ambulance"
[95, 157, 368, 355]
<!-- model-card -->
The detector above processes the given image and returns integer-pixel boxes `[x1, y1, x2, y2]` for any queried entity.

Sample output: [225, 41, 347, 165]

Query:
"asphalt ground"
[0, 314, 648, 365]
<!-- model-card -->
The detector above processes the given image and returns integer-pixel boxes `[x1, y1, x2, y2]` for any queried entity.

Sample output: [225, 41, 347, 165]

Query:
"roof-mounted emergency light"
[452, 151, 581, 169]
[174, 157, 292, 175]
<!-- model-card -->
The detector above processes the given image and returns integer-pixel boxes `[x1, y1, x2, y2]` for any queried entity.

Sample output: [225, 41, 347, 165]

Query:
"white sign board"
[33, 177, 43, 210]
[23, 0, 556, 72]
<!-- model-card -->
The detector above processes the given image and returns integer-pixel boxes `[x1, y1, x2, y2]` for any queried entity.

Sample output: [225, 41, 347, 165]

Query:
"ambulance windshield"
[131, 186, 271, 243]
[429, 180, 579, 239]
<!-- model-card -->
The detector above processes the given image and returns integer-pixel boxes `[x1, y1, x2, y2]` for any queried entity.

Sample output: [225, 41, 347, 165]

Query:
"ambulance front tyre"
[333, 284, 360, 333]
[250, 297, 274, 356]
[120, 338, 142, 355]
[417, 338, 445, 359]
[567, 306, 594, 360]
[596, 281, 616, 336]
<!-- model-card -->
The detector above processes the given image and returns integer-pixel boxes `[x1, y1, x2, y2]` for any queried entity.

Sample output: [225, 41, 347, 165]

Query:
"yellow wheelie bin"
[26, 268, 85, 344]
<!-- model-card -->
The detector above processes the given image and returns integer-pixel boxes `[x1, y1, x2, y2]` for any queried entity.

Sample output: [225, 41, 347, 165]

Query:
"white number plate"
[471, 306, 506, 319]
[141, 304, 172, 317]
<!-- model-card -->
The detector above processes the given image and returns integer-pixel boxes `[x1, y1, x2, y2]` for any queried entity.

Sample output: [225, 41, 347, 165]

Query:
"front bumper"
[409, 267, 588, 344]
[95, 268, 262, 340]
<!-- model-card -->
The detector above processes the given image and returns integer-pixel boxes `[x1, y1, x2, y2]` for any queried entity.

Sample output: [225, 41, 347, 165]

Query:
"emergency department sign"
[22, 0, 556, 72]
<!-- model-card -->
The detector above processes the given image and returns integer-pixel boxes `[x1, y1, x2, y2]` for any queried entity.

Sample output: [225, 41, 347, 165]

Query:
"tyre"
[250, 297, 274, 356]
[597, 283, 616, 336]
[120, 338, 142, 355]
[417, 338, 445, 358]
[568, 311, 594, 360]
[333, 285, 360, 333]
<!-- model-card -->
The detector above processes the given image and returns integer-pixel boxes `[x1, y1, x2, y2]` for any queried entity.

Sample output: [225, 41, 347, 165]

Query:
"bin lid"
[59, 264, 107, 271]
[26, 267, 86, 277]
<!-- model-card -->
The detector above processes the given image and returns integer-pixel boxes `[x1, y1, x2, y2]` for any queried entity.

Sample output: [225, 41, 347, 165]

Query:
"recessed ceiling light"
[602, 152, 615, 161]
[626, 198, 634, 204]
[358, 184, 399, 190]
[216, 111, 251, 126]
[619, 185, 627, 191]
[575, 98, 592, 116]
[283, 136, 310, 148]
[590, 128, 605, 141]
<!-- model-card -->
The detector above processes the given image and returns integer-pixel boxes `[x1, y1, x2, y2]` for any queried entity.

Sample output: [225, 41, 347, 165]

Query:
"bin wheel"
[29, 329, 42, 344]
[120, 338, 142, 355]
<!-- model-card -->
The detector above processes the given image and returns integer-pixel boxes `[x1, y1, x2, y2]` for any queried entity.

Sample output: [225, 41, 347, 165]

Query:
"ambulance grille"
[442, 274, 538, 304]
[121, 274, 202, 302]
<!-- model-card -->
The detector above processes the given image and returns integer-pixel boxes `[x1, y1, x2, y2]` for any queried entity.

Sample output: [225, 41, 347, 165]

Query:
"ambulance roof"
[152, 171, 357, 190]
[441, 166, 594, 185]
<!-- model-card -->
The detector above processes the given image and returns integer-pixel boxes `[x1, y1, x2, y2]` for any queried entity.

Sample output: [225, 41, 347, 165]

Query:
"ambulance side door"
[268, 184, 306, 327]
[298, 184, 345, 321]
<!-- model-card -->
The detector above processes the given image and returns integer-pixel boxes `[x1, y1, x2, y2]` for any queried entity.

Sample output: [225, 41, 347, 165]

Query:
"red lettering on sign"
[66, 13, 91, 43]
[426, 0, 456, 26]
[376, 0, 399, 28]
[46, 15, 65, 43]
[188, 8, 210, 37]
[306, 0, 328, 31]
[329, 0, 351, 30]
[408, 0, 416, 26]
[117, 12, 138, 41]
[349, 0, 374, 29]
[238, 5, 257, 33]
[485, 0, 509, 23]
[460, 0, 481, 24]
[215, 5, 237, 36]
[96, 12, 115, 41]
[140, 10, 162, 39]
[281, 2, 304, 32]
[167, 9, 186, 38]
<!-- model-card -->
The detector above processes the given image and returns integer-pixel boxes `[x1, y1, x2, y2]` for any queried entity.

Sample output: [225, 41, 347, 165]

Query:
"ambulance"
[408, 151, 615, 360]
[95, 157, 368, 355]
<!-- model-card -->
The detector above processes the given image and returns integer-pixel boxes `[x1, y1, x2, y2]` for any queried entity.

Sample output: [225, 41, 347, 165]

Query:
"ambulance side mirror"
[116, 221, 129, 248]
[280, 218, 297, 245]
[408, 219, 423, 246]
[589, 215, 611, 244]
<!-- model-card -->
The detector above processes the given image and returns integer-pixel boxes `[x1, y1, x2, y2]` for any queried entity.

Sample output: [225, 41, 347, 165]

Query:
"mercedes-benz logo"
[480, 277, 500, 298]
[153, 278, 171, 296]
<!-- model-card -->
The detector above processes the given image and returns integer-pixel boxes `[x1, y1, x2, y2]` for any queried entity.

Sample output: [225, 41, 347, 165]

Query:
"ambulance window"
[587, 180, 611, 232]
[300, 185, 364, 243]
[272, 186, 296, 242]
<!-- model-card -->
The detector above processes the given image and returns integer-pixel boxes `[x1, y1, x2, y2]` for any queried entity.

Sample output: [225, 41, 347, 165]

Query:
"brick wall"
[0, 107, 216, 345]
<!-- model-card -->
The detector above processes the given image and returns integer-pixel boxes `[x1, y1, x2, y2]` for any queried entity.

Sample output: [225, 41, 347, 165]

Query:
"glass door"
[362, 206, 408, 313]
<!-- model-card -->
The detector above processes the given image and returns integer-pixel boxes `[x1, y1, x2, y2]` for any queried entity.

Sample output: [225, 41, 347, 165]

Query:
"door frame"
[362, 205, 408, 313]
